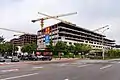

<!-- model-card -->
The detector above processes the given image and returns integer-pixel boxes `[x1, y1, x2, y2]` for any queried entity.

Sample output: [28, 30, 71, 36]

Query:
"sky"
[0, 0, 120, 44]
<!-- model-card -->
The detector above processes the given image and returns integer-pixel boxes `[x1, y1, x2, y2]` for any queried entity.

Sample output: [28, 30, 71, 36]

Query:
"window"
[39, 41, 41, 43]
[58, 37, 61, 39]
[64, 42, 67, 44]
[74, 43, 76, 45]
[69, 42, 72, 44]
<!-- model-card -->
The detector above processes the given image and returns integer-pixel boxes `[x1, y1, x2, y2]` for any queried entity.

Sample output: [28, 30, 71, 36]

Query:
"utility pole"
[102, 28, 109, 60]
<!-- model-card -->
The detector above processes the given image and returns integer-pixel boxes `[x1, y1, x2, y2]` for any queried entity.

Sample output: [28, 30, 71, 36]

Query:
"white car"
[37, 55, 44, 59]
[7, 56, 12, 59]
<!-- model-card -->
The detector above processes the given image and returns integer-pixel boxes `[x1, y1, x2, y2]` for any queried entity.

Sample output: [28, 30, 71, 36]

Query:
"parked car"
[11, 56, 19, 62]
[7, 56, 13, 59]
[28, 55, 38, 61]
[37, 55, 44, 60]
[20, 55, 29, 60]
[40, 56, 52, 61]
[0, 57, 5, 62]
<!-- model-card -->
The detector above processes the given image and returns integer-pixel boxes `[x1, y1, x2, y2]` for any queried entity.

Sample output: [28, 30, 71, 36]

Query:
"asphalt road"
[0, 60, 120, 80]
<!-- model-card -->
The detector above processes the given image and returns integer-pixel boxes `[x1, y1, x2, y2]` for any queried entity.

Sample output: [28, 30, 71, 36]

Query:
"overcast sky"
[0, 0, 120, 44]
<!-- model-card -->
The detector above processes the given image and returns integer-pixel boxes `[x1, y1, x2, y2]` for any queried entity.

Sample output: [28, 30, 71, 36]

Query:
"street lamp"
[102, 27, 109, 60]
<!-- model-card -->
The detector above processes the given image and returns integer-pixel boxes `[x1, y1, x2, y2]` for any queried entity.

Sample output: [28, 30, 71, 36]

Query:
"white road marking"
[0, 73, 39, 80]
[118, 62, 120, 63]
[0, 63, 4, 64]
[33, 66, 43, 69]
[100, 65, 112, 70]
[1, 69, 19, 73]
[59, 63, 68, 66]
[78, 64, 91, 68]
[0, 62, 15, 65]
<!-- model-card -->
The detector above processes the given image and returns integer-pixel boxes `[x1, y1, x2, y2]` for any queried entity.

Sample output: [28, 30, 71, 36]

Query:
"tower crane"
[93, 25, 109, 32]
[31, 12, 77, 29]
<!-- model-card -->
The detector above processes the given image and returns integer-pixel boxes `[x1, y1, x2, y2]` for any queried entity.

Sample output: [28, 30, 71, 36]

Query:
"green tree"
[68, 44, 75, 53]
[67, 44, 75, 58]
[14, 46, 18, 52]
[46, 40, 56, 55]
[21, 42, 37, 54]
[0, 42, 19, 56]
[74, 43, 92, 55]
[0, 36, 4, 44]
[107, 49, 120, 58]
[74, 43, 81, 54]
[46, 40, 54, 51]
[55, 41, 68, 55]
[81, 44, 92, 54]
[30, 42, 37, 52]
[0, 44, 5, 55]
[5, 43, 13, 53]
[21, 44, 32, 54]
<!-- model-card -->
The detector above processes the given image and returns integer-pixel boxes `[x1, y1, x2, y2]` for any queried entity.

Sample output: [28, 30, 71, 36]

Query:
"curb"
[0, 63, 4, 66]
[26, 59, 80, 65]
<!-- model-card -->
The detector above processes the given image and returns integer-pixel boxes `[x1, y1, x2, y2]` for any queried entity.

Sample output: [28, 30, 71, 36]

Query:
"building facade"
[113, 45, 120, 49]
[19, 34, 37, 46]
[10, 38, 20, 46]
[37, 22, 115, 50]
[10, 34, 37, 46]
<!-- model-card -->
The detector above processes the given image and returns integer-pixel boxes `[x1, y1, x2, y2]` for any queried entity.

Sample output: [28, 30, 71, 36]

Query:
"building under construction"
[10, 34, 37, 46]
[37, 22, 115, 50]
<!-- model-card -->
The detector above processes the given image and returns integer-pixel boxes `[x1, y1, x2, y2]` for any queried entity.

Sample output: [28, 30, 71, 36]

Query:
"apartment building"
[37, 22, 115, 50]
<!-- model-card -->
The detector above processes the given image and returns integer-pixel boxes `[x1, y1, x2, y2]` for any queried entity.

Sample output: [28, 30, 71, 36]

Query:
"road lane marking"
[0, 63, 4, 65]
[0, 73, 39, 80]
[1, 69, 19, 73]
[64, 79, 69, 80]
[118, 62, 120, 64]
[59, 63, 69, 66]
[78, 64, 92, 68]
[100, 65, 112, 70]
[33, 66, 43, 69]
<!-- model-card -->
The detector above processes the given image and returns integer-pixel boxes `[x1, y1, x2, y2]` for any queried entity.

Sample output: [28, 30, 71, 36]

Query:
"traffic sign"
[45, 35, 50, 44]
